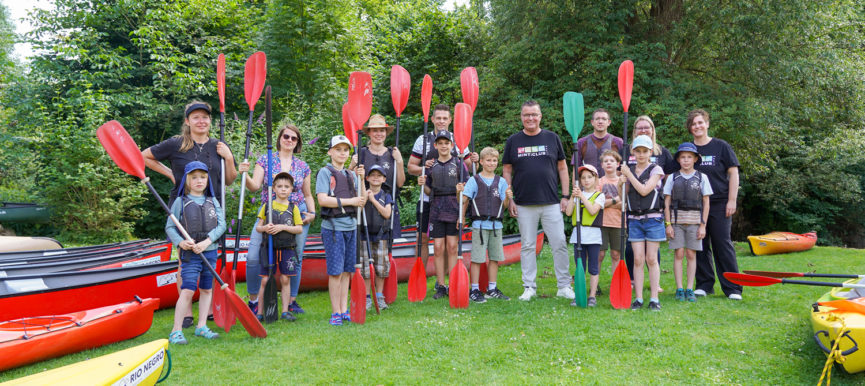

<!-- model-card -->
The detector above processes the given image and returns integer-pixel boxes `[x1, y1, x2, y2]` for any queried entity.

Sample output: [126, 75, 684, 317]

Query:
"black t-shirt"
[627, 145, 677, 175]
[502, 129, 566, 205]
[149, 137, 232, 205]
[693, 138, 739, 202]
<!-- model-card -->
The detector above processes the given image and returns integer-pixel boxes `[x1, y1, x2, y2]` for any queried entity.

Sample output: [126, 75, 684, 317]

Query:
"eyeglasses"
[521, 113, 540, 118]
[282, 134, 298, 141]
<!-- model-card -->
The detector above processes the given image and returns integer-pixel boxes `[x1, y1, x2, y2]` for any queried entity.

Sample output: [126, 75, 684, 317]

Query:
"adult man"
[503, 100, 572, 301]
[575, 108, 623, 178]
[408, 104, 477, 298]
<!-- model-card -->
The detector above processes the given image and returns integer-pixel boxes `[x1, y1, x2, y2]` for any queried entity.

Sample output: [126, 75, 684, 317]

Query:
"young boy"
[564, 164, 605, 307]
[457, 147, 513, 303]
[360, 165, 393, 311]
[256, 172, 304, 321]
[417, 131, 469, 299]
[663, 143, 712, 302]
[165, 161, 226, 344]
[598, 150, 625, 277]
[316, 135, 366, 326]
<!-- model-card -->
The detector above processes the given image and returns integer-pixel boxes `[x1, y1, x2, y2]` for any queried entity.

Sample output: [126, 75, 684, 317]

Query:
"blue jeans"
[246, 201, 311, 296]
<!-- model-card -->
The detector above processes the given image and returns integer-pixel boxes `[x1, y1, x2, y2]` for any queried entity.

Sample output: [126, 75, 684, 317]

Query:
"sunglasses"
[282, 134, 298, 141]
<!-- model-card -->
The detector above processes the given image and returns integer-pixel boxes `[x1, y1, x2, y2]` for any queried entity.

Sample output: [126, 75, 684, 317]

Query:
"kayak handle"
[814, 330, 859, 356]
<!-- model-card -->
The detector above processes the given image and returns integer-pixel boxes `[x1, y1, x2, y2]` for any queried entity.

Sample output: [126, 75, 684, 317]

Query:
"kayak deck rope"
[817, 315, 848, 386]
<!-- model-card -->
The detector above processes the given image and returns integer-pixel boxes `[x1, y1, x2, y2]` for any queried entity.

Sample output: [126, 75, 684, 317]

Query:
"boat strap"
[818, 314, 849, 386]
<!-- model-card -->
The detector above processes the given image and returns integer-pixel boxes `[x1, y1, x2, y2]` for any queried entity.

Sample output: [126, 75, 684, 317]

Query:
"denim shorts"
[628, 217, 667, 242]
[322, 228, 356, 276]
[179, 249, 218, 291]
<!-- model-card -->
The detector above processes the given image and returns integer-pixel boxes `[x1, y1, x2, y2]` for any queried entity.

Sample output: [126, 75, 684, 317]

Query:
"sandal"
[341, 312, 351, 323]
[329, 313, 342, 326]
[169, 330, 187, 345]
[194, 326, 219, 339]
[281, 311, 297, 322]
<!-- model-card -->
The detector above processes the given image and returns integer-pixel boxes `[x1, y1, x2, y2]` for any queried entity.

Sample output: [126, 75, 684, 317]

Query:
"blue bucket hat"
[178, 161, 215, 197]
[674, 142, 702, 165]
[366, 164, 387, 177]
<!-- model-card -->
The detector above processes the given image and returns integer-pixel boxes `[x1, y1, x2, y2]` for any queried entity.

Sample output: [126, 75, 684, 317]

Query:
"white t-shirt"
[569, 190, 605, 245]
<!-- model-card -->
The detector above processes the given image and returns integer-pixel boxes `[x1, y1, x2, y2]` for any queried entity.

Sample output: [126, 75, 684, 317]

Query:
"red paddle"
[96, 121, 266, 338]
[348, 71, 373, 128]
[212, 53, 236, 332]
[384, 256, 398, 303]
[342, 102, 366, 324]
[723, 272, 865, 289]
[385, 65, 410, 304]
[390, 65, 410, 117]
[743, 270, 865, 279]
[449, 103, 472, 309]
[611, 59, 634, 310]
[408, 74, 433, 302]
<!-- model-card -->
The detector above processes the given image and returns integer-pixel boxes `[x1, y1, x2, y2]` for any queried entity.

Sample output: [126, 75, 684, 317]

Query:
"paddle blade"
[213, 268, 236, 332]
[575, 256, 587, 308]
[460, 67, 479, 112]
[263, 275, 278, 323]
[341, 103, 357, 147]
[478, 262, 489, 293]
[407, 257, 427, 302]
[217, 53, 226, 112]
[348, 71, 373, 128]
[820, 299, 865, 315]
[610, 260, 632, 309]
[449, 261, 469, 309]
[96, 120, 146, 180]
[369, 261, 380, 314]
[742, 270, 804, 278]
[617, 60, 634, 113]
[421, 74, 433, 122]
[243, 51, 267, 112]
[453, 102, 473, 153]
[723, 272, 782, 287]
[350, 267, 367, 324]
[225, 290, 267, 338]
[562, 92, 584, 142]
[384, 255, 398, 304]
[390, 65, 410, 117]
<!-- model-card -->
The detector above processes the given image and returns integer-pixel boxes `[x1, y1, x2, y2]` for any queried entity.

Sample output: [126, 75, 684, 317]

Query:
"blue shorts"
[259, 248, 298, 276]
[322, 228, 356, 276]
[179, 249, 218, 291]
[628, 217, 667, 242]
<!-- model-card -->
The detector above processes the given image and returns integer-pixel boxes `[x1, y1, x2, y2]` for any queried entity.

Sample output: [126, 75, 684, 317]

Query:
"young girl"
[565, 164, 605, 307]
[621, 135, 666, 311]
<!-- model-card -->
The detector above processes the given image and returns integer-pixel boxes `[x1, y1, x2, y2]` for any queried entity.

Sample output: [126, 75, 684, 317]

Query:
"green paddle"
[563, 92, 587, 308]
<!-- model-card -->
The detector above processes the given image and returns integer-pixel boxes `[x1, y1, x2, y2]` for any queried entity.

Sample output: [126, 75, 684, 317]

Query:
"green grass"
[3, 242, 865, 384]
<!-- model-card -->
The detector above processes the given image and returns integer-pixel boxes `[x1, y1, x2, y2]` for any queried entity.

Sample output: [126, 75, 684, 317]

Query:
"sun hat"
[362, 114, 393, 135]
[674, 142, 702, 164]
[577, 164, 599, 177]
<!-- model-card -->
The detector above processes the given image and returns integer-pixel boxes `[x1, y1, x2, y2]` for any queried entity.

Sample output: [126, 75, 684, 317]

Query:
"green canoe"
[0, 202, 50, 223]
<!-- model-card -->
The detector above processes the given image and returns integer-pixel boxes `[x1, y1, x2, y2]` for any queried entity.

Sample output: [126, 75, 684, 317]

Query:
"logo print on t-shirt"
[516, 145, 548, 158]
[701, 155, 714, 166]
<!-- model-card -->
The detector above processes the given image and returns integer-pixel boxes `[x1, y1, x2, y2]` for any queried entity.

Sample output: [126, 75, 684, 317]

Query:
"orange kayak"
[0, 297, 159, 371]
[747, 231, 817, 256]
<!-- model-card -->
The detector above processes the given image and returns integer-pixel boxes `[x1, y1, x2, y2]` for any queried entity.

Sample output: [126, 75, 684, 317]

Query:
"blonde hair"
[178, 100, 213, 152]
[600, 149, 622, 163]
[480, 147, 499, 160]
[276, 123, 303, 153]
[632, 115, 661, 155]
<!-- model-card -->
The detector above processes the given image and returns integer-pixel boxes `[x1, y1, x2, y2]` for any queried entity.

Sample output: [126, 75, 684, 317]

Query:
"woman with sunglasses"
[239, 123, 315, 316]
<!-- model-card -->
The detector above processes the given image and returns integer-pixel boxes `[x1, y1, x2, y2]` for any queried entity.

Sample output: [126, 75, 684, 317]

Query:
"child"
[360, 165, 393, 311]
[417, 131, 469, 300]
[564, 164, 605, 307]
[663, 143, 712, 302]
[457, 147, 513, 303]
[165, 161, 226, 344]
[598, 150, 625, 277]
[316, 135, 366, 326]
[621, 135, 666, 311]
[256, 172, 304, 321]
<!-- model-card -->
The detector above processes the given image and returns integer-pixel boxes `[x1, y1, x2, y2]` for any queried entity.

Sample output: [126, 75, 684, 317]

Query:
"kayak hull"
[747, 231, 817, 256]
[0, 237, 62, 253]
[812, 280, 865, 374]
[0, 202, 50, 223]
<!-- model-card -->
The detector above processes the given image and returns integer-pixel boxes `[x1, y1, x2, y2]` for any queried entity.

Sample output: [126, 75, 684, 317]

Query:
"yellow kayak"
[2, 339, 169, 385]
[811, 279, 865, 374]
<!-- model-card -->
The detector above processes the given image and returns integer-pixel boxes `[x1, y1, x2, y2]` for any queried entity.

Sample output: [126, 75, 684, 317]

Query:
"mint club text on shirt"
[517, 145, 548, 157]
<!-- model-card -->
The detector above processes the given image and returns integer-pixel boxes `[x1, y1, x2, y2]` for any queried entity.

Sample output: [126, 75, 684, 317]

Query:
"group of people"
[143, 97, 741, 343]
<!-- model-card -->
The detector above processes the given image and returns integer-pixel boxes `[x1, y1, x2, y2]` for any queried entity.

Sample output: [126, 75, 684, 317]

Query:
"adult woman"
[350, 114, 405, 237]
[240, 123, 315, 315]
[686, 109, 741, 300]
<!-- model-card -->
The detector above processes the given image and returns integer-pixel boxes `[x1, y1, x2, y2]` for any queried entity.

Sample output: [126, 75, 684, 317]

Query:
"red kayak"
[0, 297, 159, 371]
[0, 242, 171, 277]
[0, 239, 153, 260]
[0, 240, 170, 267]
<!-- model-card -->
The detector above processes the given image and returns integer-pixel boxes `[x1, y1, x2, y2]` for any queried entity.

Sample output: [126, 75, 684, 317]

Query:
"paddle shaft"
[229, 108, 257, 272]
[416, 120, 428, 259]
[780, 278, 865, 288]
[620, 112, 629, 255]
[361, 206, 380, 314]
[743, 270, 864, 279]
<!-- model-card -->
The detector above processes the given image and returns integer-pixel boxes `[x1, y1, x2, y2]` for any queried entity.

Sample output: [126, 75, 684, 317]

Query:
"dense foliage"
[1, 0, 863, 246]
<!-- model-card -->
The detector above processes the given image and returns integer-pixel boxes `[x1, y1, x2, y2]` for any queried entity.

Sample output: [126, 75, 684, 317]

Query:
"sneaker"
[432, 284, 449, 300]
[675, 288, 685, 301]
[557, 286, 576, 300]
[648, 301, 661, 311]
[519, 287, 536, 301]
[256, 314, 264, 321]
[693, 289, 708, 297]
[485, 288, 510, 300]
[281, 311, 297, 321]
[341, 312, 351, 322]
[248, 301, 259, 315]
[194, 326, 219, 339]
[168, 330, 187, 345]
[596, 287, 603, 296]
[182, 316, 194, 329]
[728, 293, 742, 300]
[376, 296, 389, 310]
[587, 297, 597, 307]
[570, 300, 577, 306]
[288, 301, 305, 314]
[630, 299, 643, 310]
[366, 296, 373, 310]
[470, 289, 487, 303]
[329, 313, 342, 326]
[685, 289, 697, 302]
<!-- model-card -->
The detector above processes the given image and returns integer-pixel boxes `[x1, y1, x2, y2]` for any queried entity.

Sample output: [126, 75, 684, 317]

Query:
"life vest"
[581, 135, 613, 174]
[571, 191, 603, 227]
[359, 146, 396, 194]
[320, 165, 357, 219]
[181, 197, 218, 242]
[470, 175, 504, 222]
[429, 157, 462, 196]
[626, 163, 663, 216]
[670, 171, 704, 223]
[268, 203, 297, 249]
[362, 192, 388, 239]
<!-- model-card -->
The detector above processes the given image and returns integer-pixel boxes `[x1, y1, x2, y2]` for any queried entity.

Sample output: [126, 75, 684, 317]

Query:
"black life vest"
[429, 157, 461, 196]
[268, 203, 297, 249]
[181, 197, 218, 242]
[320, 165, 357, 219]
[362, 192, 389, 239]
[670, 171, 704, 223]
[470, 175, 504, 222]
[626, 163, 663, 216]
[359, 146, 397, 193]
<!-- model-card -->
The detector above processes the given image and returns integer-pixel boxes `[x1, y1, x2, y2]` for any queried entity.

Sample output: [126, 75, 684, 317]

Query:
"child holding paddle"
[663, 143, 712, 302]
[316, 135, 366, 326]
[360, 165, 393, 310]
[598, 150, 625, 277]
[564, 164, 605, 307]
[165, 161, 226, 344]
[457, 147, 513, 303]
[255, 172, 304, 321]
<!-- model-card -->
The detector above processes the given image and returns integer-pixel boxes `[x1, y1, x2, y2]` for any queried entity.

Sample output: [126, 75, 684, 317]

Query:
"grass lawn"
[2, 242, 865, 384]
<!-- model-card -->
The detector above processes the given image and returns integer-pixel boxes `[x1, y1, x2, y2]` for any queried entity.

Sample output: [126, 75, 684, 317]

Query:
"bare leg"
[196, 288, 213, 329]
[339, 272, 350, 314]
[610, 249, 621, 276]
[589, 274, 599, 297]
[646, 241, 661, 299]
[172, 289, 195, 332]
[433, 237, 446, 286]
[686, 249, 697, 290]
[256, 275, 268, 316]
[446, 234, 459, 273]
[328, 274, 342, 314]
[280, 275, 291, 313]
[632, 241, 646, 301]
[488, 261, 499, 283]
[470, 262, 480, 284]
